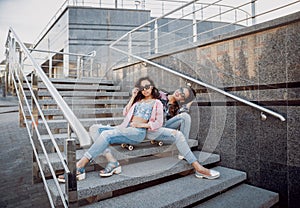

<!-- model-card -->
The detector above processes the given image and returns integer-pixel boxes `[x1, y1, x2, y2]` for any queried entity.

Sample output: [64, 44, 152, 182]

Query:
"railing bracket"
[261, 112, 267, 121]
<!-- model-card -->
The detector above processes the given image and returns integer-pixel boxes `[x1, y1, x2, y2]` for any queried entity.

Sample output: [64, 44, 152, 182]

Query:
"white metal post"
[128, 32, 132, 62]
[193, 2, 197, 43]
[251, 0, 256, 25]
[154, 20, 158, 53]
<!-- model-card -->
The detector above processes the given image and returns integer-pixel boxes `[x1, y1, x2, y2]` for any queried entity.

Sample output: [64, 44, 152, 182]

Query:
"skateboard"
[121, 140, 163, 151]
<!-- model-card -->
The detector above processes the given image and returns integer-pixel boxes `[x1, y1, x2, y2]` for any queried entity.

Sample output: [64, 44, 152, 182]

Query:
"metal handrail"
[109, 0, 286, 122]
[11, 72, 68, 208]
[8, 27, 92, 147]
[33, 0, 251, 47]
[29, 48, 96, 57]
[6, 27, 94, 206]
[111, 46, 286, 122]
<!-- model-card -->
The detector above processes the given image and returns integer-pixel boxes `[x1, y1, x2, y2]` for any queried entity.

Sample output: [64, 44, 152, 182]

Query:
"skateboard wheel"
[121, 143, 126, 148]
[158, 141, 163, 146]
[150, 140, 155, 145]
[128, 145, 134, 151]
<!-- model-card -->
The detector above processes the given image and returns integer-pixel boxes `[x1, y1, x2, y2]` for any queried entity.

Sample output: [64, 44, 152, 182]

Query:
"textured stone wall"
[113, 12, 300, 208]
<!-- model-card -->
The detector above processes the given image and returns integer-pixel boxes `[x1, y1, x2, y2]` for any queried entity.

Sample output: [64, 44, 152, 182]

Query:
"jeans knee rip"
[171, 130, 185, 142]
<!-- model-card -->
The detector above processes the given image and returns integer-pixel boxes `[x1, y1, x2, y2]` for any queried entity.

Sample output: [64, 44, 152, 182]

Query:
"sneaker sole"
[99, 166, 122, 177]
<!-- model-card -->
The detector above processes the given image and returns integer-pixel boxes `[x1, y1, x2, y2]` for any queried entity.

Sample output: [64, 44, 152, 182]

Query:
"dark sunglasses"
[139, 84, 152, 91]
[178, 87, 186, 99]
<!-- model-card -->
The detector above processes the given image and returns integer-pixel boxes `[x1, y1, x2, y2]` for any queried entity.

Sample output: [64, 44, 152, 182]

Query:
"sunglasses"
[139, 84, 152, 91]
[178, 87, 186, 99]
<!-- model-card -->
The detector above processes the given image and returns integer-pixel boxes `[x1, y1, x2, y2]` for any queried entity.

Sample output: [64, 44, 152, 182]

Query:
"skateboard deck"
[121, 140, 163, 151]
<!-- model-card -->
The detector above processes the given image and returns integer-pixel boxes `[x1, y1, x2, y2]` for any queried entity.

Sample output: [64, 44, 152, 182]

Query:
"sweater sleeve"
[148, 100, 164, 131]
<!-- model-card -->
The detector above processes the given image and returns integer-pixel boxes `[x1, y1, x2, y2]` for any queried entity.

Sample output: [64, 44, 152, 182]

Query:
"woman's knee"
[180, 112, 191, 123]
[172, 130, 185, 142]
[100, 130, 115, 144]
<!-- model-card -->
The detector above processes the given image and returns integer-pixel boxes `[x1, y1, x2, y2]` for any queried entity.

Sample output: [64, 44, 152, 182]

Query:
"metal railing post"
[90, 57, 94, 77]
[9, 38, 16, 94]
[31, 71, 41, 183]
[49, 54, 52, 78]
[65, 137, 78, 207]
[76, 56, 81, 79]
[251, 0, 256, 25]
[128, 33, 132, 62]
[154, 20, 158, 53]
[192, 2, 197, 43]
[31, 72, 39, 139]
[18, 49, 25, 128]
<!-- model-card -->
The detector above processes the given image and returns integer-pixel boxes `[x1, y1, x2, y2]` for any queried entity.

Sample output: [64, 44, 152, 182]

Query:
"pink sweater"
[119, 99, 164, 131]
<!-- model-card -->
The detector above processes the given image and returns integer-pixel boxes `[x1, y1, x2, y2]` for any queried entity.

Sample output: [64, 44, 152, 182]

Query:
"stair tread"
[38, 98, 128, 105]
[48, 154, 222, 205]
[38, 116, 124, 123]
[48, 78, 114, 84]
[35, 91, 129, 96]
[29, 107, 124, 116]
[82, 166, 247, 208]
[38, 83, 120, 90]
[194, 184, 279, 208]
[39, 141, 204, 173]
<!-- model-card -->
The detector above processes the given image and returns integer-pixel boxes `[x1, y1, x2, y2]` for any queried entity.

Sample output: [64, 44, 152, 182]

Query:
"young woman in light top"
[58, 77, 163, 181]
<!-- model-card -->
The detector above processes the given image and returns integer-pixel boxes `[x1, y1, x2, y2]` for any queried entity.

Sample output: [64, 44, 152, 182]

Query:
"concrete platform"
[194, 184, 279, 208]
[83, 166, 247, 208]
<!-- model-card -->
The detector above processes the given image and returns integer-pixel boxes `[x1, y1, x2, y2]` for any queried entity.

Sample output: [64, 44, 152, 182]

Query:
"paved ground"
[0, 95, 50, 208]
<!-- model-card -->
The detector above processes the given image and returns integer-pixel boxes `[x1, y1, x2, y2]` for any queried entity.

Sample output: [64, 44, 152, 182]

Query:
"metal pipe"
[110, 45, 286, 122]
[9, 27, 92, 147]
[251, 0, 256, 25]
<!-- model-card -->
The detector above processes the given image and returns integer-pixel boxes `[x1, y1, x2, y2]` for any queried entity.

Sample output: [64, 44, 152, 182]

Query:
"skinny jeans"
[164, 112, 191, 140]
[84, 125, 146, 160]
[146, 127, 197, 164]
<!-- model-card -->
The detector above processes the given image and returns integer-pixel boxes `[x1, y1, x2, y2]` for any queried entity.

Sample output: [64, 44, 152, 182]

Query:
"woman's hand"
[131, 87, 139, 98]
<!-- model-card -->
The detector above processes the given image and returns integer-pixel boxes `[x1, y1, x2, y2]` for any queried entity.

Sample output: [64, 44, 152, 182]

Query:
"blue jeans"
[164, 112, 191, 140]
[146, 127, 197, 164]
[84, 125, 146, 160]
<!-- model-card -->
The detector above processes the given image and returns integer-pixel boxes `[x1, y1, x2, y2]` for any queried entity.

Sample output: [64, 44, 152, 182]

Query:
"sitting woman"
[159, 83, 196, 142]
[147, 84, 220, 179]
[58, 77, 163, 182]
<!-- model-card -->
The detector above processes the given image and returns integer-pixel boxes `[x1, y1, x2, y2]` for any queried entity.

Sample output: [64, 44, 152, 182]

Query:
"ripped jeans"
[164, 112, 191, 140]
[146, 128, 197, 164]
[84, 125, 146, 160]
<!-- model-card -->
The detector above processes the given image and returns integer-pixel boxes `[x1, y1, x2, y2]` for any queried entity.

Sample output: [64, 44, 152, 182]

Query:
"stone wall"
[113, 11, 300, 208]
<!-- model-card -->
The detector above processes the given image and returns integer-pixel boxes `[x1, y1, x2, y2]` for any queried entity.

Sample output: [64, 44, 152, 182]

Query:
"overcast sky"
[0, 0, 64, 61]
[0, 0, 299, 62]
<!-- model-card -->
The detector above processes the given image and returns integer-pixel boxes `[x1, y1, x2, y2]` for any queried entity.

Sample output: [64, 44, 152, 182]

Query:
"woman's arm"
[147, 100, 164, 130]
[123, 87, 139, 116]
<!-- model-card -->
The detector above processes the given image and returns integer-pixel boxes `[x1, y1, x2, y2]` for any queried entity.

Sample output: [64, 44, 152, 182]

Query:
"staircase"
[24, 77, 279, 207]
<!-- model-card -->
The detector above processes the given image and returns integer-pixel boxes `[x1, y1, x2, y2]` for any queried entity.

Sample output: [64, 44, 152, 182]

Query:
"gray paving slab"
[194, 184, 279, 208]
[82, 166, 247, 208]
[0, 108, 50, 207]
[48, 157, 223, 206]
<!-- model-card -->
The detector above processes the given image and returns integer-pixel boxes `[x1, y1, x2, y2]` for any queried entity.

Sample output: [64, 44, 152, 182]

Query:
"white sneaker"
[195, 169, 220, 179]
[178, 154, 185, 160]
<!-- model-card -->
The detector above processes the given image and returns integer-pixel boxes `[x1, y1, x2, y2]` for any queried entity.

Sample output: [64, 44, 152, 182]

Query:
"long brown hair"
[132, 77, 160, 104]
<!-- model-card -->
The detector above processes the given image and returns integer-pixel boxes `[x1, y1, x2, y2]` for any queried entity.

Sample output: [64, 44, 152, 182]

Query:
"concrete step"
[193, 184, 279, 208]
[39, 141, 204, 175]
[0, 106, 18, 114]
[38, 98, 128, 106]
[82, 166, 246, 208]
[25, 107, 124, 116]
[33, 117, 124, 130]
[38, 83, 120, 91]
[48, 78, 115, 85]
[25, 91, 129, 97]
[47, 155, 223, 206]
